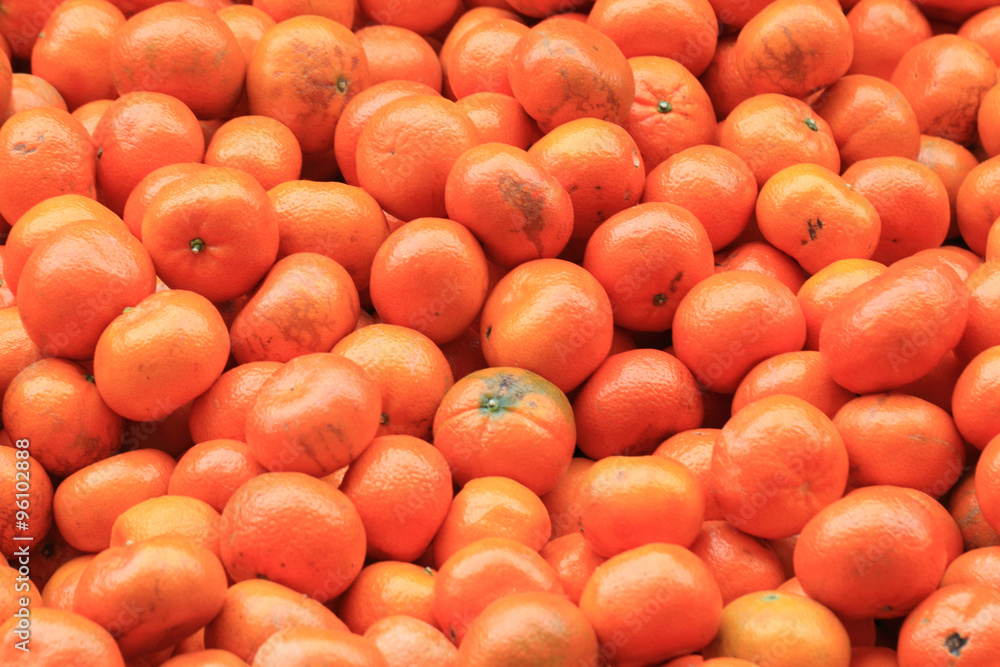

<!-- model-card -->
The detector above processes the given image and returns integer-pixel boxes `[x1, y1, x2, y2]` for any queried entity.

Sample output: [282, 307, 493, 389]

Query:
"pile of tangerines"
[6, 0, 1000, 665]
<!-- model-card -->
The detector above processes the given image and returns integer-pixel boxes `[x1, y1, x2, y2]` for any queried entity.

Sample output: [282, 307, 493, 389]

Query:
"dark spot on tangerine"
[485, 326, 492, 339]
[945, 632, 969, 657]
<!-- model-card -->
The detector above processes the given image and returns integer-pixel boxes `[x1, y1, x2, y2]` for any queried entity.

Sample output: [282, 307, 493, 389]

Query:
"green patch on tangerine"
[477, 372, 529, 416]
[474, 369, 573, 423]
[761, 593, 780, 602]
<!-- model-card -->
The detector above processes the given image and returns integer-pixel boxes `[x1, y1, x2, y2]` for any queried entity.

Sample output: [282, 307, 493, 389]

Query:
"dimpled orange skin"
[578, 455, 705, 557]
[736, 0, 854, 99]
[974, 435, 1000, 532]
[940, 546, 1000, 588]
[957, 156, 1000, 257]
[16, 220, 156, 360]
[812, 75, 922, 169]
[700, 35, 754, 121]
[835, 393, 965, 496]
[3, 72, 67, 122]
[958, 262, 1000, 364]
[109, 3, 245, 120]
[457, 591, 599, 666]
[479, 258, 614, 393]
[655, 429, 724, 521]
[507, 19, 635, 133]
[583, 202, 715, 333]
[203, 578, 349, 662]
[444, 143, 574, 268]
[333, 80, 440, 188]
[446, 19, 529, 99]
[703, 591, 852, 666]
[433, 537, 564, 646]
[0, 107, 96, 224]
[755, 163, 881, 275]
[369, 218, 489, 345]
[339, 435, 453, 562]
[0, 308, 44, 403]
[217, 6, 276, 61]
[527, 118, 646, 248]
[672, 271, 807, 394]
[0, 447, 53, 560]
[432, 367, 576, 497]
[73, 535, 227, 658]
[364, 614, 459, 667]
[3, 194, 124, 295]
[30, 0, 125, 111]
[252, 627, 388, 667]
[0, 607, 124, 666]
[714, 241, 808, 295]
[622, 55, 718, 173]
[270, 180, 389, 293]
[540, 533, 606, 606]
[1, 358, 124, 478]
[718, 93, 841, 188]
[948, 471, 1000, 552]
[432, 476, 552, 567]
[794, 486, 951, 620]
[731, 351, 855, 419]
[245, 353, 381, 476]
[203, 115, 303, 191]
[109, 495, 222, 558]
[141, 166, 280, 303]
[123, 163, 210, 241]
[898, 584, 1000, 665]
[247, 15, 370, 154]
[337, 562, 438, 636]
[188, 362, 283, 444]
[579, 543, 724, 664]
[797, 259, 887, 351]
[93, 91, 206, 216]
[841, 157, 951, 266]
[219, 472, 366, 602]
[691, 521, 786, 606]
[454, 92, 542, 150]
[711, 395, 849, 540]
[333, 324, 454, 441]
[846, 0, 932, 81]
[587, 0, 718, 77]
[230, 253, 360, 364]
[573, 349, 704, 459]
[642, 145, 758, 252]
[93, 290, 230, 423]
[253, 0, 354, 26]
[819, 255, 970, 395]
[890, 34, 998, 145]
[52, 448, 175, 554]
[356, 95, 479, 222]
